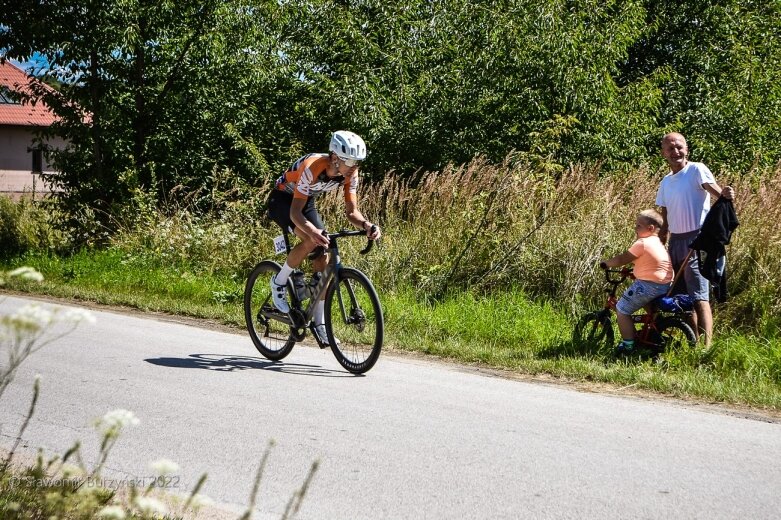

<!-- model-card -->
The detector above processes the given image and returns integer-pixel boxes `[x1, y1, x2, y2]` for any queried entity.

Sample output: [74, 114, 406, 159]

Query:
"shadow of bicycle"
[144, 353, 355, 377]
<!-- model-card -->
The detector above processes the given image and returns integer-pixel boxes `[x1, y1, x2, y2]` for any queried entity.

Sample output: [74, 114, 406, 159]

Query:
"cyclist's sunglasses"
[339, 157, 363, 167]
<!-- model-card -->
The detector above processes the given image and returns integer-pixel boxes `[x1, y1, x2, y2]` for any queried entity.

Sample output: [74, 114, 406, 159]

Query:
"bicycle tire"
[573, 311, 614, 355]
[655, 317, 697, 352]
[244, 260, 296, 360]
[325, 267, 383, 374]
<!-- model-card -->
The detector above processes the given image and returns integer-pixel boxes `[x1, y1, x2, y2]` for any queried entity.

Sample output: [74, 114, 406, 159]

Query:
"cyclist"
[266, 131, 382, 345]
[600, 209, 673, 353]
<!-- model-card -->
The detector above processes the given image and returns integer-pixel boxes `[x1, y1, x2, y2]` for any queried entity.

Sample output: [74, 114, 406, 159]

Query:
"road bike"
[573, 266, 696, 356]
[244, 229, 383, 374]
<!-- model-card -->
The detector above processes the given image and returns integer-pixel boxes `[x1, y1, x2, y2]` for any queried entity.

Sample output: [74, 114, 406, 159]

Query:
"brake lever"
[359, 225, 378, 255]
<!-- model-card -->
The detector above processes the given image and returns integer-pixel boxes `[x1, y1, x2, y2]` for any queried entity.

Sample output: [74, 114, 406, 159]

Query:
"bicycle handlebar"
[326, 227, 377, 255]
[600, 264, 634, 284]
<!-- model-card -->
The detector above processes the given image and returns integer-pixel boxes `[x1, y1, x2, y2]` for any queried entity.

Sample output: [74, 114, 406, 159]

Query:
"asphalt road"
[1, 294, 780, 519]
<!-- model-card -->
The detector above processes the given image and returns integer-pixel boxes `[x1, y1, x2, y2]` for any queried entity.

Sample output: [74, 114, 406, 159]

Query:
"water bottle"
[307, 272, 322, 299]
[291, 270, 308, 301]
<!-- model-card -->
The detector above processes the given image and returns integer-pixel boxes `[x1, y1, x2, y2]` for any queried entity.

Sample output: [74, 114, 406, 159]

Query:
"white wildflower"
[8, 266, 44, 282]
[95, 409, 140, 434]
[60, 307, 97, 324]
[61, 463, 84, 477]
[149, 458, 179, 476]
[9, 304, 54, 331]
[134, 496, 167, 516]
[189, 494, 215, 509]
[97, 505, 127, 519]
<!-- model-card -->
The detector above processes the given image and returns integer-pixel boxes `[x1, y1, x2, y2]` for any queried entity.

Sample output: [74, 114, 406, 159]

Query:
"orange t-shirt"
[628, 236, 673, 284]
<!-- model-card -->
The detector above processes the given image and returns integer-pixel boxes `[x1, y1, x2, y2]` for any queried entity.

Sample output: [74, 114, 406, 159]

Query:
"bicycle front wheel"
[573, 311, 614, 355]
[244, 260, 296, 360]
[325, 267, 383, 374]
[655, 317, 697, 352]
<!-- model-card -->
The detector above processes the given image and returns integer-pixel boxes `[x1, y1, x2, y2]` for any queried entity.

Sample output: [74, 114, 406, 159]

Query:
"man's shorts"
[616, 279, 672, 315]
[267, 190, 324, 233]
[669, 230, 710, 301]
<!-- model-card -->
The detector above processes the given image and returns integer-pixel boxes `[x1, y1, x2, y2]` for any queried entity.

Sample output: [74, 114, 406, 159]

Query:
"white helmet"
[329, 131, 367, 162]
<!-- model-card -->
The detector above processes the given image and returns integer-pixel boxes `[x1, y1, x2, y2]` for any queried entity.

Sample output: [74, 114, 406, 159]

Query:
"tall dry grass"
[20, 154, 773, 337]
[319, 156, 781, 335]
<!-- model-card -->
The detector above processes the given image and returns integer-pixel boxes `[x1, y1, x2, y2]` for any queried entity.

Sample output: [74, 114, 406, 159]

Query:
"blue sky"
[10, 52, 50, 75]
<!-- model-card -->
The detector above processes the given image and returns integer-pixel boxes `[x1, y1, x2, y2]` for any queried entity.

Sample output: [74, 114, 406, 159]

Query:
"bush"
[0, 198, 58, 258]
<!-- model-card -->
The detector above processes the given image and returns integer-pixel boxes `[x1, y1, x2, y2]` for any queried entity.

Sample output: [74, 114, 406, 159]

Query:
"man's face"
[661, 135, 688, 170]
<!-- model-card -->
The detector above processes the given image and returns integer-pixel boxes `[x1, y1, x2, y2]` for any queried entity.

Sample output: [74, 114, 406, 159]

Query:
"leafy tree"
[2, 0, 779, 220]
[1, 0, 296, 214]
[622, 0, 781, 172]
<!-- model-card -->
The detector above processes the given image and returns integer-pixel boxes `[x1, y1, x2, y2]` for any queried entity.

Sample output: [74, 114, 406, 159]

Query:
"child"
[601, 209, 673, 353]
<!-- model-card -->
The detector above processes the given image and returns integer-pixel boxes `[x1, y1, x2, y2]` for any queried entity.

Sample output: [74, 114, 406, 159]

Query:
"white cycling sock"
[275, 262, 294, 285]
[314, 299, 325, 326]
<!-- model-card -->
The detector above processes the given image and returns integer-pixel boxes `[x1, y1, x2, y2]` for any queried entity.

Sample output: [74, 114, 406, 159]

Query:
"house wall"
[0, 125, 65, 197]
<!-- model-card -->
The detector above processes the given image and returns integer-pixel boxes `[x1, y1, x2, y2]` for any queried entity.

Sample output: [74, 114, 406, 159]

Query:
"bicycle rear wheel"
[325, 267, 383, 374]
[244, 260, 296, 360]
[573, 311, 614, 355]
[655, 317, 697, 352]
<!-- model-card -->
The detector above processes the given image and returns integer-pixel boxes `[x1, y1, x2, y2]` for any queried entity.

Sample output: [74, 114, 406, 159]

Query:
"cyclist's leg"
[268, 193, 319, 281]
[268, 191, 300, 311]
[615, 281, 647, 342]
[299, 206, 332, 344]
[615, 280, 669, 350]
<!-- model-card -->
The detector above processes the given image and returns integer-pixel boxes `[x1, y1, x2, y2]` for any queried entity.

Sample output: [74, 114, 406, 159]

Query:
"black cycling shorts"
[267, 190, 324, 233]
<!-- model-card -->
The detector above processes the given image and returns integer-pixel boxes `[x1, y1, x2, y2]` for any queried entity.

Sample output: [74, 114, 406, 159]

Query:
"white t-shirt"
[655, 161, 716, 234]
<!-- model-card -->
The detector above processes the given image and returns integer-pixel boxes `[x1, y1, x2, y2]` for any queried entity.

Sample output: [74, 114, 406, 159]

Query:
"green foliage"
[622, 0, 781, 173]
[3, 0, 781, 216]
[1, 0, 298, 214]
[0, 198, 65, 258]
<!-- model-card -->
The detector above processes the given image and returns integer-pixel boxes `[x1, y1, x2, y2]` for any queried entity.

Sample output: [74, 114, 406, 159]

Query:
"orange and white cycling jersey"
[274, 153, 358, 202]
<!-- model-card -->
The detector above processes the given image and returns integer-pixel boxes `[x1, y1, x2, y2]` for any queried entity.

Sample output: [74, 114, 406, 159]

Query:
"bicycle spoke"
[326, 268, 383, 373]
[244, 261, 296, 360]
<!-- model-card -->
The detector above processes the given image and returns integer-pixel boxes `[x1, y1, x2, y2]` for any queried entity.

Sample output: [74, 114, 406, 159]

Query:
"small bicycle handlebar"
[600, 265, 634, 284]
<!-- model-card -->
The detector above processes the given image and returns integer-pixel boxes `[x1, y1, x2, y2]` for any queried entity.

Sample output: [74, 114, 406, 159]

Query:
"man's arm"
[702, 182, 735, 200]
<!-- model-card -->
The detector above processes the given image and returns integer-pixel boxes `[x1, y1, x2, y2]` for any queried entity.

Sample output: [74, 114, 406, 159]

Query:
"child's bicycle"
[244, 228, 383, 374]
[573, 265, 697, 356]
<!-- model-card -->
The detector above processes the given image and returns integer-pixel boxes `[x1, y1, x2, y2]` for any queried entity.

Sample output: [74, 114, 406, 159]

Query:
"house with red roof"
[0, 59, 66, 198]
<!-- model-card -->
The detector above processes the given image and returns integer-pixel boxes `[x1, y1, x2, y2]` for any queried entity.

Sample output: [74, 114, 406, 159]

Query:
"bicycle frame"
[270, 229, 374, 335]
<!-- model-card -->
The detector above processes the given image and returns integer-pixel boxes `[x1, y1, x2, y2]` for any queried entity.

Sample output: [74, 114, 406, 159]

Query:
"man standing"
[655, 132, 735, 346]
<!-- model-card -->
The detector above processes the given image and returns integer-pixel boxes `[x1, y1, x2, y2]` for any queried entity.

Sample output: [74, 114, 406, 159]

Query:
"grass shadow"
[535, 339, 659, 364]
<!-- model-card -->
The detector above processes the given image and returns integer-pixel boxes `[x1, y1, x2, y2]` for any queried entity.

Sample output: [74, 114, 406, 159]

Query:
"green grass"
[3, 249, 780, 412]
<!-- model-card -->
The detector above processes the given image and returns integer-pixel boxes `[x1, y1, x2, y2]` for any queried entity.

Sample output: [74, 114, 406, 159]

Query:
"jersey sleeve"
[343, 172, 359, 202]
[294, 167, 313, 199]
[628, 238, 645, 258]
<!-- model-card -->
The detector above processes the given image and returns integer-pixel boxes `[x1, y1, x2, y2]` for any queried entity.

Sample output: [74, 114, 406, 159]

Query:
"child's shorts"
[616, 279, 672, 315]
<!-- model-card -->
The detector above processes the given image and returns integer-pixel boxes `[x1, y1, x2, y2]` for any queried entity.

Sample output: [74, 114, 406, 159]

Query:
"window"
[0, 85, 22, 104]
[32, 148, 42, 173]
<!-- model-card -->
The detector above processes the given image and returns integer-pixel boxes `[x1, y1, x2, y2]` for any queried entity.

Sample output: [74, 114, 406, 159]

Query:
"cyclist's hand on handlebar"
[366, 223, 381, 241]
[311, 229, 330, 248]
